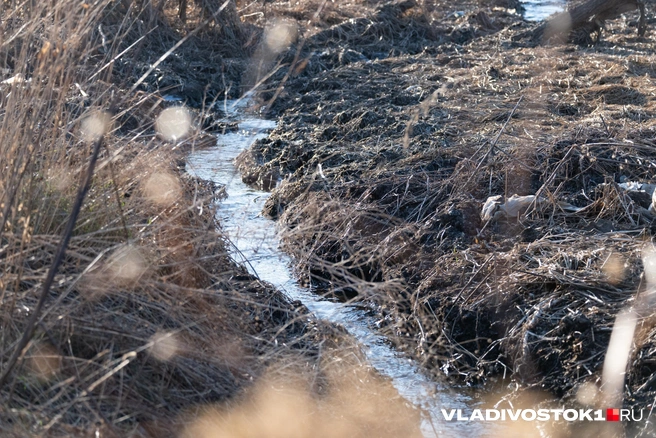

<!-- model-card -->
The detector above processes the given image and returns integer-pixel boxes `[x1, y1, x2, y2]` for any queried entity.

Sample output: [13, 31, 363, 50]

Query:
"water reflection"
[186, 104, 487, 437]
[522, 0, 566, 21]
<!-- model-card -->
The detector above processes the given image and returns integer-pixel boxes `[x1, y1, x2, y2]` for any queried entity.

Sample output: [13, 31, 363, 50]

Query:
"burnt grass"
[237, 0, 656, 414]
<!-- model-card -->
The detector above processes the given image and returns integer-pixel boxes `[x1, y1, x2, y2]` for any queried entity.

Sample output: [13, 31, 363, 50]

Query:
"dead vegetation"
[0, 1, 423, 436]
[527, 0, 647, 45]
[235, 0, 656, 426]
[5, 0, 656, 434]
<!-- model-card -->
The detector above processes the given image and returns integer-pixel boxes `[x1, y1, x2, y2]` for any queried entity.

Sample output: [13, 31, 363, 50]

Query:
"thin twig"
[128, 1, 232, 97]
[0, 136, 104, 389]
[525, 143, 576, 217]
[459, 96, 523, 191]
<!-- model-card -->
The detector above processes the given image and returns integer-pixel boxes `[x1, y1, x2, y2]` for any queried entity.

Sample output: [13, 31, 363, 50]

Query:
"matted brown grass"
[235, 0, 656, 430]
[0, 1, 422, 436]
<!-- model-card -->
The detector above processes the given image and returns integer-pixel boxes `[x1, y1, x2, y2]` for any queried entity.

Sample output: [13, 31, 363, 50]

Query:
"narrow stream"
[522, 0, 566, 22]
[187, 102, 490, 438]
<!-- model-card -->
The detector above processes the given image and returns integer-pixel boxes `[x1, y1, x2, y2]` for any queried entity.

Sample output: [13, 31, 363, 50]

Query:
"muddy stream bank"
[521, 0, 565, 22]
[178, 0, 656, 436]
[187, 101, 491, 437]
[223, 0, 656, 435]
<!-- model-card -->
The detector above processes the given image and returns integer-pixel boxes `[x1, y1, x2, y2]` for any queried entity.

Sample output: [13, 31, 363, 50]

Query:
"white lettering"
[522, 410, 537, 421]
[551, 409, 564, 421]
[620, 409, 631, 422]
[507, 409, 522, 421]
[470, 409, 484, 421]
[441, 409, 456, 421]
[438, 406, 621, 423]
[579, 409, 593, 421]
[486, 409, 500, 421]
[537, 409, 550, 421]
[563, 409, 578, 421]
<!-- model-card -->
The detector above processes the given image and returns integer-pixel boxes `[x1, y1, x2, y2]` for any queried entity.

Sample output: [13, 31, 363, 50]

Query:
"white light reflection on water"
[522, 0, 566, 22]
[187, 102, 491, 438]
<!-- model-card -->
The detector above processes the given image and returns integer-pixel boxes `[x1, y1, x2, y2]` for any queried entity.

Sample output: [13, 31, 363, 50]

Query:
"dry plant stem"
[105, 144, 130, 239]
[526, 143, 577, 216]
[460, 95, 523, 191]
[482, 95, 523, 161]
[264, 0, 329, 108]
[129, 0, 233, 95]
[0, 137, 105, 390]
[89, 32, 150, 82]
[0, 147, 35, 237]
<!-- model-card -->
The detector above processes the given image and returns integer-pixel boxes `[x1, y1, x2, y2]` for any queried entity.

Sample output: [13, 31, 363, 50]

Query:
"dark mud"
[237, 0, 656, 421]
[0, 2, 420, 436]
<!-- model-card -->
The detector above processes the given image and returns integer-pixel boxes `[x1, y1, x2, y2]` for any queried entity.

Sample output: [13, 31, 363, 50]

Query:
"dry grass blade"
[0, 1, 428, 436]
[0, 137, 104, 389]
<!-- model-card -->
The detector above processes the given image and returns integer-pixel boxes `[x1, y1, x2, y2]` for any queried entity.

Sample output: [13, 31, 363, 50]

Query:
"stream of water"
[186, 101, 496, 437]
[182, 2, 606, 434]
[522, 0, 566, 22]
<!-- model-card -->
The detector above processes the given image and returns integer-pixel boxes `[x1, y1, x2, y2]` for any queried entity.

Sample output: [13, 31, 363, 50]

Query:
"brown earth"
[5, 0, 656, 434]
[0, 1, 421, 436]
[235, 0, 656, 428]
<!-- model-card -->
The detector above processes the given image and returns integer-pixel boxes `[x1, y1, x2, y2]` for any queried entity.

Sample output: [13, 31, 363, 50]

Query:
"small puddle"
[187, 101, 490, 438]
[522, 0, 566, 21]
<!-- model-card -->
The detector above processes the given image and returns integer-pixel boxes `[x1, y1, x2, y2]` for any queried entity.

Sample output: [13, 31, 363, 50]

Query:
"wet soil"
[12, 0, 652, 434]
[235, 0, 656, 420]
[0, 2, 419, 435]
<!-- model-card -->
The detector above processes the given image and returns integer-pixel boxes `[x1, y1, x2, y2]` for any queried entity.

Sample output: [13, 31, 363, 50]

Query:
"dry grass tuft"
[233, 0, 656, 424]
[0, 1, 411, 436]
